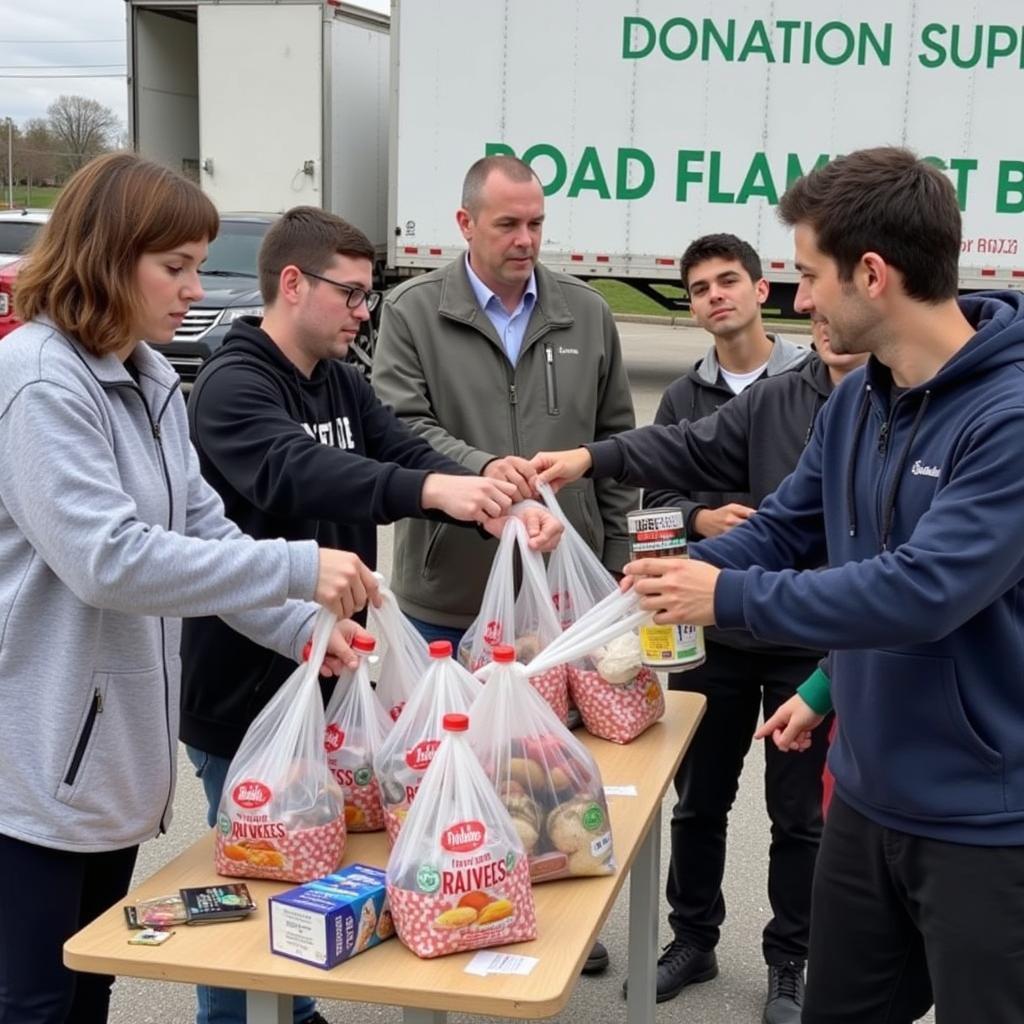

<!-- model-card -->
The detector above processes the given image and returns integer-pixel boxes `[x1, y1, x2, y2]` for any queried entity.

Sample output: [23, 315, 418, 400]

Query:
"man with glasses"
[180, 206, 561, 1024]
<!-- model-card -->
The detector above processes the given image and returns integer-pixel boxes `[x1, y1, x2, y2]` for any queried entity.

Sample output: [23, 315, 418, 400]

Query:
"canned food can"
[627, 508, 707, 672]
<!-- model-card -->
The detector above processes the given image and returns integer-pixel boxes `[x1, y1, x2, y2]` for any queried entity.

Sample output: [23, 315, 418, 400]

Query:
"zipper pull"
[95, 689, 104, 713]
[152, 423, 162, 441]
[509, 384, 518, 405]
[545, 345, 554, 365]
[877, 422, 889, 455]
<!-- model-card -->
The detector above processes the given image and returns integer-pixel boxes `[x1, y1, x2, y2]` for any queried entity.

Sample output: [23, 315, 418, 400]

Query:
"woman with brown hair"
[0, 152, 377, 1023]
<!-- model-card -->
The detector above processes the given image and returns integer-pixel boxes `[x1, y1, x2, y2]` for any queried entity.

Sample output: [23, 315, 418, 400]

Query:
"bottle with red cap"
[385, 705, 538, 958]
[372, 634, 483, 848]
[322, 633, 393, 833]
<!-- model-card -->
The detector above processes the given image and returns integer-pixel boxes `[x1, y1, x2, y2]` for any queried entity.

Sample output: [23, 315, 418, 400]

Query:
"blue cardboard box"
[269, 863, 393, 969]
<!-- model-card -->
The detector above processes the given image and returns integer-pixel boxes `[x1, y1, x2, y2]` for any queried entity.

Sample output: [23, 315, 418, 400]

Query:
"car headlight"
[217, 306, 264, 325]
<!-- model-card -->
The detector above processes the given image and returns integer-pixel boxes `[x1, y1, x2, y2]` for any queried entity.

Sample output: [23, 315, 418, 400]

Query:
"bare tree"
[47, 95, 119, 173]
[19, 119, 60, 192]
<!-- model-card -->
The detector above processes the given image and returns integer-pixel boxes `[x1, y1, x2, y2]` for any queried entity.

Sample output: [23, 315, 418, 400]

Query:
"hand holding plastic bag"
[460, 516, 569, 722]
[323, 634, 394, 832]
[469, 645, 615, 882]
[216, 608, 347, 882]
[535, 482, 667, 744]
[386, 711, 537, 958]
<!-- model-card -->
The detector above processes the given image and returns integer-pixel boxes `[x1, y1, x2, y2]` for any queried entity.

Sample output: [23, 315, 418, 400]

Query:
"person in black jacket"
[181, 207, 561, 1024]
[531, 314, 867, 1023]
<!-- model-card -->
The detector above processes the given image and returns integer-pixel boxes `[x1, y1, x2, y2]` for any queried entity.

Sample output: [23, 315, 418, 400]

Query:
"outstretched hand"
[754, 694, 825, 752]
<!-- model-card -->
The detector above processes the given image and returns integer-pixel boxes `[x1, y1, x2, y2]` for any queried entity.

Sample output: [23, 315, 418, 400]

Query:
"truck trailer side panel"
[389, 0, 1024, 292]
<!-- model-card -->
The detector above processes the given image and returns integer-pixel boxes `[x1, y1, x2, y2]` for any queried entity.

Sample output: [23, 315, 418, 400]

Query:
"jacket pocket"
[543, 343, 560, 416]
[569, 486, 602, 554]
[55, 667, 170, 829]
[831, 650, 1005, 819]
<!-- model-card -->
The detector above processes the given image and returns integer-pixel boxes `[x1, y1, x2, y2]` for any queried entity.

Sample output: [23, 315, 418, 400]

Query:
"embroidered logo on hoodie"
[911, 459, 940, 478]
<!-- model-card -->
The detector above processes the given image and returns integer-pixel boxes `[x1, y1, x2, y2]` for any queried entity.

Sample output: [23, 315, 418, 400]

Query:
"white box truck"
[389, 0, 1024, 314]
[126, 0, 389, 250]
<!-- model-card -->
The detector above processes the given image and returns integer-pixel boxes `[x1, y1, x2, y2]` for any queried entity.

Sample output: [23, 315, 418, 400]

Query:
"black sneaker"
[621, 939, 718, 1003]
[763, 961, 805, 1024]
[581, 939, 610, 975]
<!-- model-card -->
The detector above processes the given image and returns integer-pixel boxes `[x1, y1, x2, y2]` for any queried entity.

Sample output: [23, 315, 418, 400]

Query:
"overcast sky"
[1, 0, 389, 129]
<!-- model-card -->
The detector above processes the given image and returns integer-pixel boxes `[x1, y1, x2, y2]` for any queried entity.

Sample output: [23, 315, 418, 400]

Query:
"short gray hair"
[461, 155, 540, 216]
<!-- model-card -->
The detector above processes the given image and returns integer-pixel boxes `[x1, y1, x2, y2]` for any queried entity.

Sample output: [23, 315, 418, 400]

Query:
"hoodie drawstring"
[879, 391, 932, 551]
[845, 385, 872, 538]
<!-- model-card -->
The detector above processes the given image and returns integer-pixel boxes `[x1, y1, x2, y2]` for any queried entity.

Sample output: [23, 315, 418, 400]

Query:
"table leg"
[245, 990, 290, 1024]
[626, 804, 661, 1024]
[403, 1009, 447, 1024]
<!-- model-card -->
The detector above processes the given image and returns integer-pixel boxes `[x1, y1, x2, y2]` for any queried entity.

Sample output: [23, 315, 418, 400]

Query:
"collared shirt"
[464, 254, 537, 365]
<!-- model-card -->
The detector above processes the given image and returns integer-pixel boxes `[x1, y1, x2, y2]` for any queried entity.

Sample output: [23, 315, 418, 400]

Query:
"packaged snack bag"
[539, 483, 666, 744]
[386, 712, 537, 958]
[460, 517, 569, 723]
[323, 635, 394, 833]
[216, 609, 346, 882]
[373, 640, 481, 847]
[469, 645, 615, 882]
[368, 577, 430, 722]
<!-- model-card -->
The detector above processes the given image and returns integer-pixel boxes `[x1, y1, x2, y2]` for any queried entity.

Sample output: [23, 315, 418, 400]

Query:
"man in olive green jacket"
[374, 154, 637, 639]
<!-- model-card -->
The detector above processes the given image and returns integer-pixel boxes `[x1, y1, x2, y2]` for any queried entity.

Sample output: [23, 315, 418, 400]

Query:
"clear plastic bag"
[373, 640, 482, 847]
[216, 608, 346, 882]
[368, 577, 430, 722]
[530, 490, 669, 745]
[386, 711, 537, 958]
[469, 645, 615, 882]
[323, 634, 394, 833]
[460, 516, 569, 723]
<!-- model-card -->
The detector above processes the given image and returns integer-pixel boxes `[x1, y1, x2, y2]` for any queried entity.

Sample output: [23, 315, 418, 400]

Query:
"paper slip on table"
[66, 690, 705, 1024]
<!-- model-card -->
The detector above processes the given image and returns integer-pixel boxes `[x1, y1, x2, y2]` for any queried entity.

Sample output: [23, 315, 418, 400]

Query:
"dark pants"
[0, 832, 137, 1024]
[666, 639, 829, 965]
[805, 795, 1024, 1024]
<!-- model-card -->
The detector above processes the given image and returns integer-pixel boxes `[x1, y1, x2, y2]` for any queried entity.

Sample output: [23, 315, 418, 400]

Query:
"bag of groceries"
[216, 609, 346, 882]
[323, 634, 393, 833]
[373, 640, 481, 847]
[469, 644, 615, 882]
[460, 517, 569, 723]
[534, 489, 667, 744]
[386, 711, 537, 958]
[368, 577, 430, 722]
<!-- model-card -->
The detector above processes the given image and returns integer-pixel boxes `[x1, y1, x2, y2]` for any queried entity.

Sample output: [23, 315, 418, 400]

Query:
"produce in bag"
[469, 645, 615, 882]
[538, 483, 666, 743]
[459, 516, 569, 723]
[386, 712, 537, 958]
[368, 576, 430, 722]
[216, 609, 346, 882]
[323, 634, 394, 832]
[373, 640, 481, 847]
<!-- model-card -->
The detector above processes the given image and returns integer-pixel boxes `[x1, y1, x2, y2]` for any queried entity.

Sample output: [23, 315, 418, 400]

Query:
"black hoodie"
[180, 319, 467, 757]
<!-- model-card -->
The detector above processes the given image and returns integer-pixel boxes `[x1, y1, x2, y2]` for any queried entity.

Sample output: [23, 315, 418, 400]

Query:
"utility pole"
[5, 118, 12, 210]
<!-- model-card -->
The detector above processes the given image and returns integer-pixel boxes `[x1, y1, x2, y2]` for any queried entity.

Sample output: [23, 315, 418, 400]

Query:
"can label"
[627, 508, 707, 672]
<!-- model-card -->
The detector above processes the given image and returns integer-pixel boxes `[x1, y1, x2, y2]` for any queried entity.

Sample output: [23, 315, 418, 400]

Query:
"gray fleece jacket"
[0, 320, 321, 853]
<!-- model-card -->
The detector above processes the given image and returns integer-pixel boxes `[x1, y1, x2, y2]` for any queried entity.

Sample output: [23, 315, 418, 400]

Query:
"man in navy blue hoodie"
[181, 207, 560, 1024]
[622, 148, 1024, 1023]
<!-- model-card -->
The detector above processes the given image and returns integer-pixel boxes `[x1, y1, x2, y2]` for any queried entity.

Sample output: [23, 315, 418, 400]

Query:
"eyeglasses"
[300, 269, 380, 311]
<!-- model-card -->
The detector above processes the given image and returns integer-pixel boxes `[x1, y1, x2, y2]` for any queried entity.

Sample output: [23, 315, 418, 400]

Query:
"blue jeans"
[403, 615, 465, 649]
[186, 746, 316, 1024]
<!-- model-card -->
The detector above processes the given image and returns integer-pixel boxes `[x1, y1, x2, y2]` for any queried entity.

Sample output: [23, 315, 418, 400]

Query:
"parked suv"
[0, 210, 50, 268]
[162, 212, 276, 386]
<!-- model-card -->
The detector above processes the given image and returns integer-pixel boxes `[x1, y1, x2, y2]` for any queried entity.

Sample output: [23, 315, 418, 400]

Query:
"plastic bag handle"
[304, 606, 337, 682]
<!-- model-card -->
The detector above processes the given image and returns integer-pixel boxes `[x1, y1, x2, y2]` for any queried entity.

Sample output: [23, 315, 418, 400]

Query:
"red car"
[0, 259, 22, 339]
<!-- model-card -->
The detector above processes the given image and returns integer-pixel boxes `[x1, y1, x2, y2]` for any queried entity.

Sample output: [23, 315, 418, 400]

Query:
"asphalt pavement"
[107, 319, 933, 1024]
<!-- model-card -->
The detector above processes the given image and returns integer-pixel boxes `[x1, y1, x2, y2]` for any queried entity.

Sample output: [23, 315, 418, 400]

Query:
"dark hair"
[679, 233, 762, 289]
[461, 155, 540, 216]
[259, 206, 374, 303]
[15, 152, 218, 356]
[777, 147, 960, 302]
